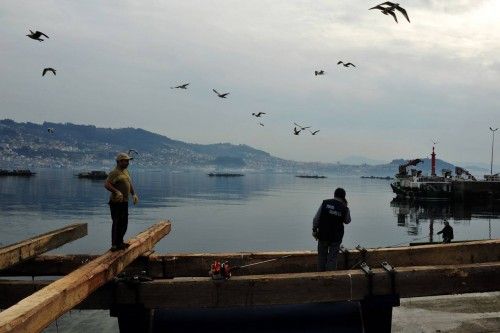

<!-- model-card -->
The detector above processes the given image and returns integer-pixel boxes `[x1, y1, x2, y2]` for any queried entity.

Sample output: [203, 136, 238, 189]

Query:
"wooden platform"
[0, 221, 171, 333]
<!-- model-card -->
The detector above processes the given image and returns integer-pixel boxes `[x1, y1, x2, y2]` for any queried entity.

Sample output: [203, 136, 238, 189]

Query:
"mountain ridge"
[0, 119, 458, 175]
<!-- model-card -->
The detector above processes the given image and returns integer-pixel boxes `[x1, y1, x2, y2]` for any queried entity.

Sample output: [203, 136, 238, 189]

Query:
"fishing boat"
[391, 146, 500, 201]
[77, 170, 108, 180]
[208, 173, 244, 177]
[0, 169, 36, 177]
[295, 175, 327, 179]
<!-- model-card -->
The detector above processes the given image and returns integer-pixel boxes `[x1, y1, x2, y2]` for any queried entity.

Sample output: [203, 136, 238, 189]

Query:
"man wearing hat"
[104, 152, 139, 251]
[312, 188, 351, 271]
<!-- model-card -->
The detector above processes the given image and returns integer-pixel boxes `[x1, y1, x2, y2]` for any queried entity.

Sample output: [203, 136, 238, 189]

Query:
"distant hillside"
[0, 119, 458, 175]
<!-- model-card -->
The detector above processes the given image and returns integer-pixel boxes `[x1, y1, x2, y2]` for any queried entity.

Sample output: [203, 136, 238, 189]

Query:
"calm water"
[1, 169, 499, 254]
[2, 169, 500, 333]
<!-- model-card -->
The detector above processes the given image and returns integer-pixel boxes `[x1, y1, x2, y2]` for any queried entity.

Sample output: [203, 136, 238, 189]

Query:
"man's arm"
[104, 180, 119, 194]
[313, 204, 322, 230]
[344, 207, 351, 224]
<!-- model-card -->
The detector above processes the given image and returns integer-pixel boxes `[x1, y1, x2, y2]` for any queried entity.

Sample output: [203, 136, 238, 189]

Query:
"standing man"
[104, 152, 139, 251]
[312, 188, 351, 271]
[437, 221, 454, 243]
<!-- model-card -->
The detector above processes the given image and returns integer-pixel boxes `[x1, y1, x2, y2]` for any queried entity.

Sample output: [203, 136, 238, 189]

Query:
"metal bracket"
[339, 245, 350, 269]
[381, 261, 399, 305]
[360, 262, 373, 296]
[356, 245, 368, 262]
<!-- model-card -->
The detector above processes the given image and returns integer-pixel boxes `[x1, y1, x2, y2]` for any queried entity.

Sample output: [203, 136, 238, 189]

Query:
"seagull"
[47, 128, 55, 133]
[252, 112, 266, 117]
[213, 89, 229, 98]
[27, 30, 49, 42]
[369, 5, 398, 22]
[337, 61, 356, 68]
[170, 83, 189, 89]
[293, 127, 301, 135]
[309, 130, 320, 135]
[128, 149, 139, 156]
[42, 68, 56, 76]
[370, 2, 410, 23]
[294, 122, 311, 130]
[315, 70, 325, 76]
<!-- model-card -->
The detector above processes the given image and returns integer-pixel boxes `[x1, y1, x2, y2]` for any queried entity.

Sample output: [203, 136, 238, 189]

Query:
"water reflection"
[390, 199, 500, 240]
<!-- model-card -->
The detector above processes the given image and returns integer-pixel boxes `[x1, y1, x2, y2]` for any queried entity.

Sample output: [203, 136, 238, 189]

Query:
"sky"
[1, 0, 500, 165]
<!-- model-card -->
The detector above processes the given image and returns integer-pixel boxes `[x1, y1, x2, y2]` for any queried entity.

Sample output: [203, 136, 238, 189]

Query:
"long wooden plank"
[1, 261, 498, 310]
[0, 221, 171, 333]
[4, 239, 500, 277]
[0, 224, 87, 271]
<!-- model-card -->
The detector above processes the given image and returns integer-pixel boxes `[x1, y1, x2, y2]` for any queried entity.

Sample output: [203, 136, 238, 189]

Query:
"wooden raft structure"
[0, 226, 498, 333]
[0, 221, 171, 333]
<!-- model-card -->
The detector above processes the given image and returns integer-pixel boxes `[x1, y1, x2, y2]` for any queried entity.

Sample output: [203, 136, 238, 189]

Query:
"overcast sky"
[1, 0, 499, 165]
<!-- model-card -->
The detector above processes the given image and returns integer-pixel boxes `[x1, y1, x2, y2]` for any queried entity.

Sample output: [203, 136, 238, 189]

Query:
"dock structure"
[0, 230, 498, 332]
[0, 223, 87, 270]
[0, 221, 171, 333]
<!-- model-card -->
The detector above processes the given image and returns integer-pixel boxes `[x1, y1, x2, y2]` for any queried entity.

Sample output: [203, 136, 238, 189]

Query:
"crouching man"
[312, 188, 351, 271]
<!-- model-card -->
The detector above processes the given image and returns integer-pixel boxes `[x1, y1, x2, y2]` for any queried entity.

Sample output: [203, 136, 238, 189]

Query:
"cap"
[334, 187, 346, 200]
[116, 152, 133, 161]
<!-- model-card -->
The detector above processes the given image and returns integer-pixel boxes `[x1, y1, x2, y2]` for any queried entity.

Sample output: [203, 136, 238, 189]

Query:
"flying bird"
[171, 83, 189, 89]
[293, 127, 301, 136]
[315, 70, 325, 76]
[47, 128, 55, 133]
[213, 89, 229, 98]
[42, 68, 56, 76]
[252, 112, 266, 117]
[128, 149, 139, 157]
[294, 122, 311, 130]
[337, 61, 356, 67]
[370, 2, 410, 23]
[27, 30, 49, 42]
[309, 130, 320, 135]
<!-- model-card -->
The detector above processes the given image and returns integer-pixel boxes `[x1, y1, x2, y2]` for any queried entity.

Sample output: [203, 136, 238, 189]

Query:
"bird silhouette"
[294, 122, 311, 130]
[293, 127, 301, 135]
[27, 30, 49, 42]
[128, 149, 139, 157]
[47, 128, 55, 133]
[252, 112, 266, 117]
[213, 89, 229, 98]
[337, 61, 356, 67]
[309, 130, 320, 135]
[370, 2, 410, 23]
[315, 70, 325, 76]
[42, 68, 56, 76]
[171, 83, 189, 89]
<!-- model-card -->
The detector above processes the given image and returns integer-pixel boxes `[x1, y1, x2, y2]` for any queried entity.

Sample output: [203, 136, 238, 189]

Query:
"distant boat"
[208, 173, 244, 177]
[296, 175, 327, 179]
[77, 171, 108, 180]
[0, 169, 36, 177]
[361, 176, 393, 180]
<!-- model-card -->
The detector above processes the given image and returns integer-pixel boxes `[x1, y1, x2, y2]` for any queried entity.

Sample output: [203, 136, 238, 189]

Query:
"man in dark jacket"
[437, 221, 454, 243]
[312, 188, 351, 271]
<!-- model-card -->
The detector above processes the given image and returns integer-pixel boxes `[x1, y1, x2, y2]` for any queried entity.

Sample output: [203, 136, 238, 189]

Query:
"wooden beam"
[4, 239, 500, 277]
[1, 261, 498, 310]
[117, 262, 500, 308]
[0, 221, 171, 333]
[0, 224, 87, 271]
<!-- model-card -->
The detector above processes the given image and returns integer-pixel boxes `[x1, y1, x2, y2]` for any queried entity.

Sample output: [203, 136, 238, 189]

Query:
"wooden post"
[0, 221, 171, 333]
[0, 223, 87, 271]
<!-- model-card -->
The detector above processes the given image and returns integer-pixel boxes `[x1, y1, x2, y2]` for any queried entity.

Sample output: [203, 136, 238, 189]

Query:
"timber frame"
[0, 226, 498, 333]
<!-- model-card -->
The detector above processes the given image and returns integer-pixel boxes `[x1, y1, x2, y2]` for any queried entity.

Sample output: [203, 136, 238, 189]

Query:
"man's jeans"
[318, 240, 342, 271]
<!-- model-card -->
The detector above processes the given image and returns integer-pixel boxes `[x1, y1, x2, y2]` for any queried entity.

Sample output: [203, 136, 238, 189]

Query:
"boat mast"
[431, 145, 436, 177]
